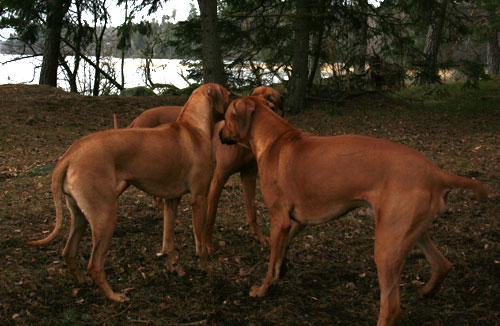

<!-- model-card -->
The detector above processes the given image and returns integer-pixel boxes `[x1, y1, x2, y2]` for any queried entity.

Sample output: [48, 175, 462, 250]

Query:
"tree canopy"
[1, 0, 498, 109]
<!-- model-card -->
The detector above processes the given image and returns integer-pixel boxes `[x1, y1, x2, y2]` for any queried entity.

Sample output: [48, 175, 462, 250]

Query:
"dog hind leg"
[415, 231, 452, 298]
[62, 196, 90, 284]
[78, 194, 127, 302]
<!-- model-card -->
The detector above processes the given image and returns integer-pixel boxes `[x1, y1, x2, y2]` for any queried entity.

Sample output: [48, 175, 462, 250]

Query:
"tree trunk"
[39, 0, 71, 86]
[487, 32, 499, 75]
[93, 11, 108, 96]
[61, 38, 123, 91]
[419, 0, 448, 85]
[352, 0, 368, 75]
[121, 0, 128, 88]
[287, 0, 310, 114]
[486, 10, 499, 75]
[307, 24, 325, 90]
[197, 0, 225, 84]
[64, 1, 84, 93]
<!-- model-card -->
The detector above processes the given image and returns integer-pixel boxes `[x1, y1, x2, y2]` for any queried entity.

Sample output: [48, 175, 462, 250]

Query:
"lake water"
[0, 54, 192, 94]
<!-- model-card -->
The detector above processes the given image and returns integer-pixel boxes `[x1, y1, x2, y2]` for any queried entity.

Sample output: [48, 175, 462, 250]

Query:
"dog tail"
[113, 113, 119, 129]
[440, 170, 488, 202]
[25, 159, 69, 246]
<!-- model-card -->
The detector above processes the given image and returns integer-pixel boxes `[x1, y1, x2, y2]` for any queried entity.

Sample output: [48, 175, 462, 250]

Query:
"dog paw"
[206, 244, 214, 255]
[258, 235, 270, 245]
[110, 292, 129, 303]
[75, 274, 92, 284]
[417, 284, 441, 299]
[175, 265, 186, 277]
[249, 285, 266, 297]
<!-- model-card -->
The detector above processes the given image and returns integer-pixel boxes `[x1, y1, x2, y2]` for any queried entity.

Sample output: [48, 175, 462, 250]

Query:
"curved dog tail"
[25, 159, 69, 246]
[440, 170, 488, 201]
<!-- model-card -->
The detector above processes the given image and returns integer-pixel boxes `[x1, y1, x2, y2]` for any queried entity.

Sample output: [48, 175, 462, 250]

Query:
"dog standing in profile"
[26, 83, 231, 302]
[219, 96, 488, 326]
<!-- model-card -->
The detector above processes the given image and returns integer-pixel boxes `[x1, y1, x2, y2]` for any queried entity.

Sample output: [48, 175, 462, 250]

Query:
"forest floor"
[0, 82, 499, 325]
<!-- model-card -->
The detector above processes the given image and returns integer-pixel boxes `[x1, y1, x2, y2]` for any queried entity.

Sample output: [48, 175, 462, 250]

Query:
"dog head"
[220, 96, 268, 146]
[250, 86, 285, 117]
[194, 83, 232, 119]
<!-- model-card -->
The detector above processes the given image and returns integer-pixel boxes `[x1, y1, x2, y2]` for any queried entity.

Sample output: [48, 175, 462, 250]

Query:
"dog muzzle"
[219, 130, 237, 145]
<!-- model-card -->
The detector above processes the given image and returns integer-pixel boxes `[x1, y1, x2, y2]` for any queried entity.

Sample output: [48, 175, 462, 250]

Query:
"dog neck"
[177, 95, 216, 138]
[248, 106, 298, 163]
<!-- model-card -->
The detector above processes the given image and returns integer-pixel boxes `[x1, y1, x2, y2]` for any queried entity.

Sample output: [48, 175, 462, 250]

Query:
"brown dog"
[219, 96, 487, 326]
[114, 86, 284, 255]
[114, 105, 183, 262]
[26, 83, 231, 302]
[125, 105, 182, 128]
[205, 86, 284, 252]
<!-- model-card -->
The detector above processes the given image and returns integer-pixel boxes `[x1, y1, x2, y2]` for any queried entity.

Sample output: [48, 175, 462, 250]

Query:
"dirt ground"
[0, 84, 499, 325]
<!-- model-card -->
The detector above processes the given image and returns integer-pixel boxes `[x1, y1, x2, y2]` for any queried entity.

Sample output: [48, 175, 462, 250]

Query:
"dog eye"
[266, 96, 274, 103]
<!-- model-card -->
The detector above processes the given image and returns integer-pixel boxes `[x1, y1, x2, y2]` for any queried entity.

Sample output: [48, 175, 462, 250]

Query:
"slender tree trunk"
[352, 0, 368, 75]
[307, 25, 325, 90]
[93, 15, 108, 96]
[487, 32, 499, 75]
[39, 0, 71, 86]
[63, 1, 83, 93]
[62, 38, 123, 91]
[419, 0, 448, 85]
[93, 32, 103, 96]
[121, 0, 128, 88]
[486, 10, 499, 75]
[287, 0, 310, 113]
[197, 0, 225, 84]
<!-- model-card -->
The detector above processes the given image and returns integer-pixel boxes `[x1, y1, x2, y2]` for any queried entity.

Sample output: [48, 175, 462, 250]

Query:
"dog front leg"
[250, 215, 290, 297]
[205, 168, 231, 254]
[162, 197, 184, 276]
[241, 167, 269, 245]
[191, 194, 209, 271]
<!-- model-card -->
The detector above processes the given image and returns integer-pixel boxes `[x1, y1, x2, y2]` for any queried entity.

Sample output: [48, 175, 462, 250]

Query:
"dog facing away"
[219, 96, 487, 326]
[26, 83, 231, 302]
[114, 86, 284, 255]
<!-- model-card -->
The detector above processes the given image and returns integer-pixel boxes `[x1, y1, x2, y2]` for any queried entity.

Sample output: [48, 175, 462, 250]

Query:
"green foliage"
[455, 60, 489, 89]
[18, 163, 55, 178]
[160, 83, 200, 96]
[62, 307, 77, 325]
[120, 86, 156, 97]
[390, 81, 500, 117]
[1, 0, 498, 95]
[0, 0, 45, 44]
[318, 103, 341, 117]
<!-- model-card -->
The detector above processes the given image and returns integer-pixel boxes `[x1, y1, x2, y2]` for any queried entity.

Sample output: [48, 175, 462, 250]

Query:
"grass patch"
[389, 80, 500, 114]
[317, 103, 342, 117]
[18, 163, 55, 178]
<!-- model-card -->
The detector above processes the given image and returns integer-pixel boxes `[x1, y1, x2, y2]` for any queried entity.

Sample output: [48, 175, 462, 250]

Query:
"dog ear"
[235, 100, 255, 140]
[208, 84, 227, 114]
